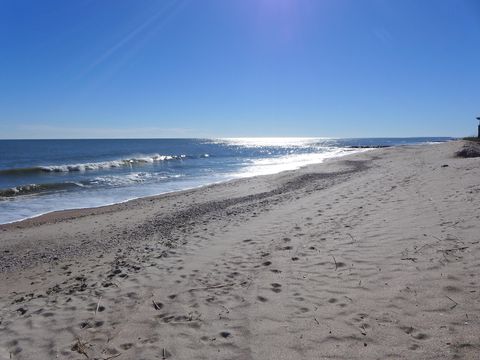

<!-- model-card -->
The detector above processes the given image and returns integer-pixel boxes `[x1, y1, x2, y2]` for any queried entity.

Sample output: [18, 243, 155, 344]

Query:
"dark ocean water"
[0, 137, 451, 224]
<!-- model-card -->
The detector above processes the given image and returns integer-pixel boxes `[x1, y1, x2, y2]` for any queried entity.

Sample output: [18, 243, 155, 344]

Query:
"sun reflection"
[218, 137, 330, 147]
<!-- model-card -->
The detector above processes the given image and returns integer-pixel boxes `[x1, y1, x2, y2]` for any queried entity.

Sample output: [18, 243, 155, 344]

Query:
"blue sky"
[1, 0, 479, 139]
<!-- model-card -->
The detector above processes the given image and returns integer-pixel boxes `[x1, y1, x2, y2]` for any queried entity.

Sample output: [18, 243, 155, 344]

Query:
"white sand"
[0, 140, 479, 359]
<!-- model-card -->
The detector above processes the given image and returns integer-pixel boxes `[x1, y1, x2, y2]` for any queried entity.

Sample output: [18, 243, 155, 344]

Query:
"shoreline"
[1, 140, 479, 359]
[1, 139, 449, 227]
[0, 148, 370, 230]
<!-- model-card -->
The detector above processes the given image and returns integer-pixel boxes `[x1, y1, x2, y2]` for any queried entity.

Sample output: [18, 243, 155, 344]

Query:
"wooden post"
[477, 117, 480, 138]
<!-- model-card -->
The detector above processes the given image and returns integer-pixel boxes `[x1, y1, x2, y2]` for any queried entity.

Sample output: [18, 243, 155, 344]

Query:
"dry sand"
[0, 140, 479, 359]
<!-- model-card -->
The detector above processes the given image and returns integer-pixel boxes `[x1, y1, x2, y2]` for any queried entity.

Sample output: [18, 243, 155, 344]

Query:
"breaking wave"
[0, 182, 85, 198]
[0, 154, 210, 176]
[0, 173, 187, 199]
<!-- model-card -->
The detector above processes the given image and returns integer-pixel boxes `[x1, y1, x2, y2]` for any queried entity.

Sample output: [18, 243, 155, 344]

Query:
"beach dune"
[0, 141, 479, 359]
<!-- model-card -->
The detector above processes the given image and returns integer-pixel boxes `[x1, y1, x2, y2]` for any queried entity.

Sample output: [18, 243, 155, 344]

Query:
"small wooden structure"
[477, 117, 480, 138]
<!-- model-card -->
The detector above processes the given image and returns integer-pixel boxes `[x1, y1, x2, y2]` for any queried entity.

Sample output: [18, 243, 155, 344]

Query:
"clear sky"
[1, 0, 479, 139]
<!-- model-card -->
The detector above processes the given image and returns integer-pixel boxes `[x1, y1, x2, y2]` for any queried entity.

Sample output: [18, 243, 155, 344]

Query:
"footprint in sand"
[119, 342, 134, 350]
[413, 333, 429, 340]
[271, 283, 282, 293]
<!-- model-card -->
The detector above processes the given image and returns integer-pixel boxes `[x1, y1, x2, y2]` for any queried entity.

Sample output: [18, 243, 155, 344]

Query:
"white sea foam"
[232, 148, 367, 178]
[38, 154, 181, 173]
[89, 172, 184, 187]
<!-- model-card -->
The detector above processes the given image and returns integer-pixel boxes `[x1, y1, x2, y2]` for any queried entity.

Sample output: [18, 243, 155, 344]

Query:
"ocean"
[0, 137, 451, 224]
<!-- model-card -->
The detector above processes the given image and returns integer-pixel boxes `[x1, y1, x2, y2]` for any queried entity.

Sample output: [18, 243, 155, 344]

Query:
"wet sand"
[0, 140, 479, 359]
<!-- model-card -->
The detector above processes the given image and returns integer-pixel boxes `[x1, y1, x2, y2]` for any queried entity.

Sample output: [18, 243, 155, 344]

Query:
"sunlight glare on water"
[217, 137, 330, 148]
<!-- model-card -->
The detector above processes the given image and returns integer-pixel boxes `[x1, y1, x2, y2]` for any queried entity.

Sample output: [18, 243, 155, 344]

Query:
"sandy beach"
[0, 140, 479, 359]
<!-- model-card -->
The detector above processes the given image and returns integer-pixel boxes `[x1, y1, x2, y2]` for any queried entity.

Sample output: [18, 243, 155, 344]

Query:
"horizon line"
[0, 136, 458, 141]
